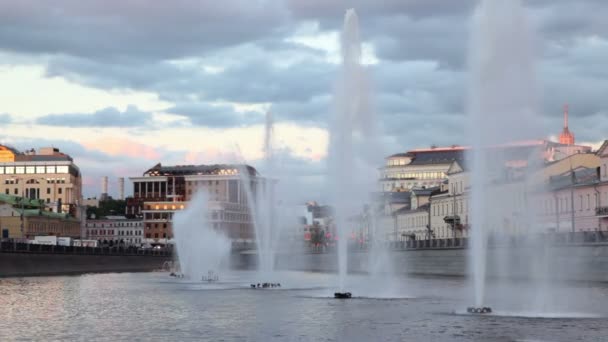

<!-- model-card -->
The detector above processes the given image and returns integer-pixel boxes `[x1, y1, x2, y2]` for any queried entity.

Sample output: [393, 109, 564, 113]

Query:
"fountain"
[238, 111, 282, 284]
[467, 0, 544, 314]
[173, 191, 232, 281]
[328, 8, 379, 299]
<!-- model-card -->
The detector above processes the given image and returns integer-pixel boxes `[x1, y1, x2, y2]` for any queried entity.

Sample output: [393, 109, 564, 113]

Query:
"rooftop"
[548, 167, 599, 191]
[413, 186, 441, 196]
[373, 191, 412, 205]
[143, 163, 258, 177]
[0, 193, 45, 208]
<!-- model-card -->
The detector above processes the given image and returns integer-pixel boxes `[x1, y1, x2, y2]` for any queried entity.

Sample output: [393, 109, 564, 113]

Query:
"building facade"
[128, 163, 266, 245]
[0, 145, 82, 217]
[84, 216, 143, 246]
[0, 194, 80, 239]
[379, 146, 466, 192]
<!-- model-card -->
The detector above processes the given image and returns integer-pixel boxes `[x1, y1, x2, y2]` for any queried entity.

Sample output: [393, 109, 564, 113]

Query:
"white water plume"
[173, 191, 232, 281]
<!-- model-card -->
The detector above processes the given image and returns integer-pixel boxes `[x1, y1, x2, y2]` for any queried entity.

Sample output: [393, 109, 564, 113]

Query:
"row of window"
[188, 180, 221, 186]
[433, 200, 466, 216]
[89, 229, 143, 236]
[384, 172, 447, 180]
[386, 159, 409, 166]
[0, 166, 70, 175]
[146, 233, 171, 239]
[146, 223, 168, 229]
[543, 193, 605, 214]
[399, 215, 427, 228]
[5, 187, 63, 196]
[5, 178, 67, 185]
[89, 229, 114, 235]
[144, 204, 185, 211]
[86, 222, 142, 228]
[118, 230, 142, 236]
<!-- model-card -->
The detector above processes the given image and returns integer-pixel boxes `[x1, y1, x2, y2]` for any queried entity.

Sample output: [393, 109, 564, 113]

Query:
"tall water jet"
[173, 191, 232, 280]
[256, 110, 277, 278]
[237, 116, 279, 281]
[467, 0, 541, 308]
[328, 8, 378, 294]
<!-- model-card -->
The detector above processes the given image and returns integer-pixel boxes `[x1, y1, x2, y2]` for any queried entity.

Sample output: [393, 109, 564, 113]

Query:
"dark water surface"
[0, 271, 607, 341]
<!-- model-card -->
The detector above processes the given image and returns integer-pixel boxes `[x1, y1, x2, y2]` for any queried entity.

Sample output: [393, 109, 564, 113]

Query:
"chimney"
[101, 176, 109, 200]
[118, 177, 125, 200]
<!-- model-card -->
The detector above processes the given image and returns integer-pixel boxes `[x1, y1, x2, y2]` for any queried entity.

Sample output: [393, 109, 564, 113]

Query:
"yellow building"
[0, 145, 82, 217]
[0, 194, 80, 239]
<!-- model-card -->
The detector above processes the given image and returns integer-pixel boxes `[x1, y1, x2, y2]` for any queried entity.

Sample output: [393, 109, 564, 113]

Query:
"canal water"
[0, 271, 607, 341]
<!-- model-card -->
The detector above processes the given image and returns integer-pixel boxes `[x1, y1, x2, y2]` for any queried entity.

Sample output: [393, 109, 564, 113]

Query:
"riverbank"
[268, 242, 608, 283]
[0, 241, 173, 277]
[0, 250, 171, 277]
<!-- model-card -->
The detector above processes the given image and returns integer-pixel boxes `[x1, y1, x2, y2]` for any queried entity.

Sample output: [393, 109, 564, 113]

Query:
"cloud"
[3, 0, 608, 200]
[167, 102, 263, 127]
[81, 137, 161, 161]
[0, 113, 12, 123]
[36, 105, 153, 127]
[0, 0, 290, 62]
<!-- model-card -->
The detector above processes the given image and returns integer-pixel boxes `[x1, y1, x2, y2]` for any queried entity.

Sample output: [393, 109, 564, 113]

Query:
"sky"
[1, 0, 607, 200]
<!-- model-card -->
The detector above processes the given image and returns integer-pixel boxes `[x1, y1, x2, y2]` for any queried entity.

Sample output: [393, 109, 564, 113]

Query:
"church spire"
[559, 103, 575, 145]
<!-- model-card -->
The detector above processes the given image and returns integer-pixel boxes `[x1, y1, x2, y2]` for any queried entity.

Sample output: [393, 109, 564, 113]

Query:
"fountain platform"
[334, 292, 352, 299]
[467, 307, 492, 314]
[250, 283, 281, 289]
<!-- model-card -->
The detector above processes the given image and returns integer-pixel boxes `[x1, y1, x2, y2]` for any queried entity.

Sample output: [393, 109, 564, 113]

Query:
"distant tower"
[118, 177, 125, 200]
[101, 176, 109, 200]
[558, 104, 575, 145]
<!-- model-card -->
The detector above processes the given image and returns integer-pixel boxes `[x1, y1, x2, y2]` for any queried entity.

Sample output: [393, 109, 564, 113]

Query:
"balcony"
[596, 206, 608, 217]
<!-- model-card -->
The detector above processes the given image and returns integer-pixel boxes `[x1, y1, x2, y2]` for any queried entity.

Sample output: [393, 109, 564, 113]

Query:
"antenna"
[563, 103, 569, 129]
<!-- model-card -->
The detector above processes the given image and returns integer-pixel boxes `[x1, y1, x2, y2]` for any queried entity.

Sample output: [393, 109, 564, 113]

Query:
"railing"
[0, 241, 172, 257]
[295, 231, 608, 253]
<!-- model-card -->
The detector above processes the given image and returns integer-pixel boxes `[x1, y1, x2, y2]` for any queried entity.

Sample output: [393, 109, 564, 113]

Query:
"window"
[14, 188, 18, 195]
[15, 167, 25, 174]
[56, 166, 69, 173]
[5, 167, 14, 174]
[47, 188, 51, 195]
[26, 166, 35, 174]
[36, 166, 45, 174]
[58, 188, 62, 194]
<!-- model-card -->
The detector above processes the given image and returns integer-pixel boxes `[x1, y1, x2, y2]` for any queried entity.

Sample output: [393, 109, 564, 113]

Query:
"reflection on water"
[0, 272, 607, 341]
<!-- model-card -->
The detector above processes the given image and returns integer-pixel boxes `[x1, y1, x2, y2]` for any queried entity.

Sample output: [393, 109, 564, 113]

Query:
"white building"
[84, 216, 143, 246]
[379, 146, 466, 192]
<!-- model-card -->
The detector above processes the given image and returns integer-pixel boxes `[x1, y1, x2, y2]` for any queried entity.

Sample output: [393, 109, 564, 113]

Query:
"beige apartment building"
[0, 145, 82, 217]
[128, 163, 267, 245]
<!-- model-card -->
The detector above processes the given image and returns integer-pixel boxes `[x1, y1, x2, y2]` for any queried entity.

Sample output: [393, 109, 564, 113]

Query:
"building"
[559, 104, 575, 145]
[378, 188, 440, 241]
[84, 216, 143, 246]
[128, 163, 267, 245]
[0, 145, 82, 217]
[0, 193, 80, 239]
[394, 203, 430, 241]
[379, 145, 466, 192]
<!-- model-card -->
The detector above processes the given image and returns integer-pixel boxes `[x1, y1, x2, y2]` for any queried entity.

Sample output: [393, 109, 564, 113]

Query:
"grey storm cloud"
[36, 105, 153, 127]
[167, 102, 263, 127]
[1, 0, 608, 151]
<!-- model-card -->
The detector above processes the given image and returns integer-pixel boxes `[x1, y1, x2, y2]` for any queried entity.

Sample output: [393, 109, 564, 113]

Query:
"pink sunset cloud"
[82, 138, 161, 161]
